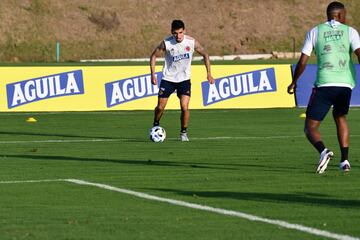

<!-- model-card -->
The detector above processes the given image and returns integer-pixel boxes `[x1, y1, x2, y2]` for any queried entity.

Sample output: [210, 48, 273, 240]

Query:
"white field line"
[0, 179, 67, 184]
[187, 134, 360, 140]
[0, 179, 358, 240]
[2, 134, 360, 144]
[187, 135, 305, 140]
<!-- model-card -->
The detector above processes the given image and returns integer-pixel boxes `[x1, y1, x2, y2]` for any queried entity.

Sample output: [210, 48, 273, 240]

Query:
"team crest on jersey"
[185, 46, 191, 52]
[158, 88, 165, 96]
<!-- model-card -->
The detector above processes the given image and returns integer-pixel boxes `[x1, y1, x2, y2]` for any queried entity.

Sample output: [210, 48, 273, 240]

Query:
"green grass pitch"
[0, 108, 359, 240]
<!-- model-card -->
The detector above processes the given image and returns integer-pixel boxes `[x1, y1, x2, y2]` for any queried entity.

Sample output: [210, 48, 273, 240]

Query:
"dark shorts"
[158, 79, 191, 98]
[306, 87, 352, 121]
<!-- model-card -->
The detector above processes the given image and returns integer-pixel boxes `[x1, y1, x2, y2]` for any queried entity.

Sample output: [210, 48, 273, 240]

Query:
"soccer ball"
[149, 126, 166, 142]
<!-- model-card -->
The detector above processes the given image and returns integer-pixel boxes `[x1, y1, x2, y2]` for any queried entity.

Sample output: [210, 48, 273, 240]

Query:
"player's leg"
[179, 95, 190, 141]
[304, 118, 322, 145]
[153, 80, 175, 126]
[333, 87, 352, 171]
[305, 87, 333, 173]
[153, 97, 168, 126]
[335, 115, 351, 171]
[180, 95, 190, 130]
[333, 115, 349, 150]
[177, 80, 191, 141]
[305, 118, 334, 174]
[334, 114, 350, 164]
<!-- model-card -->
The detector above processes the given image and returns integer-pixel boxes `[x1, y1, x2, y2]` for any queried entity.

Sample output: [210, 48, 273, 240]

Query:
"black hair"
[327, 1, 345, 18]
[171, 20, 185, 31]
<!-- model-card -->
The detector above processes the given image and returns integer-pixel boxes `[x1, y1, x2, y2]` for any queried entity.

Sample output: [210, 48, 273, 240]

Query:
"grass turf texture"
[0, 108, 359, 240]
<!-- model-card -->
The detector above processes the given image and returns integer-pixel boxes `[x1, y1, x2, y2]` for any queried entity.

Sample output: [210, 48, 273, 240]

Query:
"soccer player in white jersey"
[287, 1, 360, 173]
[150, 20, 215, 141]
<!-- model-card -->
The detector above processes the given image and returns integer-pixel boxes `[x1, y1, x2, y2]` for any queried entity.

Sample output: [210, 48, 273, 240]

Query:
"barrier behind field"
[0, 65, 295, 112]
[4, 64, 360, 111]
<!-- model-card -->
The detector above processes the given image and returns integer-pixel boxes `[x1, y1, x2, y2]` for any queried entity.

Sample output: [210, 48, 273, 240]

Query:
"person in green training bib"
[287, 1, 360, 174]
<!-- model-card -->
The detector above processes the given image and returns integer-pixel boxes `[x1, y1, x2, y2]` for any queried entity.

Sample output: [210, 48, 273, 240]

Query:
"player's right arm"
[150, 41, 166, 85]
[287, 28, 314, 94]
[288, 53, 309, 94]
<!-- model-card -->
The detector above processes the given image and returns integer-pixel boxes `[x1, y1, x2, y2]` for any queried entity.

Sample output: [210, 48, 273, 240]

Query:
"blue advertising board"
[201, 68, 277, 106]
[291, 64, 360, 107]
[6, 70, 84, 109]
[105, 72, 162, 108]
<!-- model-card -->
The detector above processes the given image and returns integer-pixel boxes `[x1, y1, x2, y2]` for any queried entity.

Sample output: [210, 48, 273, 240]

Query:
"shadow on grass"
[0, 153, 303, 172]
[1, 154, 241, 171]
[145, 188, 360, 208]
[0, 131, 114, 139]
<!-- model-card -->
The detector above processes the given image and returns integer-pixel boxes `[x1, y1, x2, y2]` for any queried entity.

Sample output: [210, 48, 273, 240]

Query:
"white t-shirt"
[162, 35, 195, 83]
[301, 20, 360, 88]
[302, 20, 360, 56]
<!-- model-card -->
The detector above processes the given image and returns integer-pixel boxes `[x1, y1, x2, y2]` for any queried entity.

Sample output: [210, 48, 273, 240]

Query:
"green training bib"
[315, 23, 355, 88]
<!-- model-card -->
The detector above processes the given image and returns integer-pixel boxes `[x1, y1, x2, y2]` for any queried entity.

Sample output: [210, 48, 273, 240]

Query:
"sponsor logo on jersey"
[6, 70, 84, 109]
[324, 44, 332, 51]
[105, 72, 162, 107]
[321, 44, 334, 56]
[173, 53, 190, 62]
[324, 30, 344, 42]
[339, 59, 347, 68]
[338, 44, 347, 53]
[201, 68, 276, 106]
[322, 62, 334, 69]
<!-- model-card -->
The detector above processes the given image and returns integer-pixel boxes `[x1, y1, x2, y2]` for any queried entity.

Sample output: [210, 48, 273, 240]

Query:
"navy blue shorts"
[158, 79, 191, 98]
[306, 87, 352, 121]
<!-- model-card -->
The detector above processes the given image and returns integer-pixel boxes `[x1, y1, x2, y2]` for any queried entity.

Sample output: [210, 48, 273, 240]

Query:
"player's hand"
[287, 82, 296, 94]
[208, 74, 215, 84]
[151, 74, 157, 85]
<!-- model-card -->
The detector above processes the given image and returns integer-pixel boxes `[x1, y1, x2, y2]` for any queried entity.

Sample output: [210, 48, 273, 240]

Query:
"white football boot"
[180, 132, 189, 142]
[339, 160, 351, 172]
[316, 149, 334, 174]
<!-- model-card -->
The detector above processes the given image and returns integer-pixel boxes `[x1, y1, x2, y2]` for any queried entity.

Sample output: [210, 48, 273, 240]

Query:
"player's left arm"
[194, 40, 215, 84]
[355, 48, 360, 64]
[350, 27, 360, 63]
[288, 53, 309, 94]
[150, 41, 165, 85]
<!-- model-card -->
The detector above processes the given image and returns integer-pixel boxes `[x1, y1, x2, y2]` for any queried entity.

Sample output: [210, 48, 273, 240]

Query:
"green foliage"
[28, 0, 51, 15]
[0, 38, 54, 62]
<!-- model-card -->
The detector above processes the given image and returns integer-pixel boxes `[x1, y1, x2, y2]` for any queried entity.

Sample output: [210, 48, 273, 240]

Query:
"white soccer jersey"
[301, 20, 360, 56]
[162, 35, 195, 83]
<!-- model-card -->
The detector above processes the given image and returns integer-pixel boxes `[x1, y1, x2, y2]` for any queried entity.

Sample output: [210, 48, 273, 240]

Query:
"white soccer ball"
[149, 126, 166, 142]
